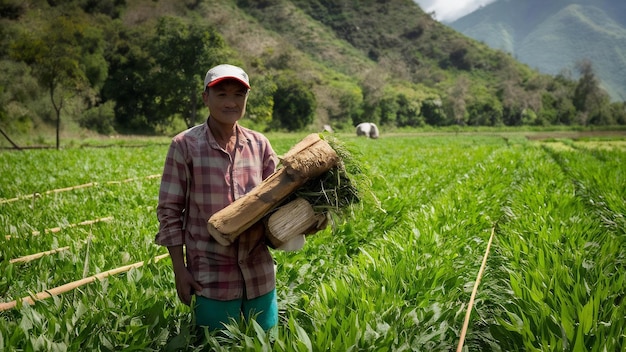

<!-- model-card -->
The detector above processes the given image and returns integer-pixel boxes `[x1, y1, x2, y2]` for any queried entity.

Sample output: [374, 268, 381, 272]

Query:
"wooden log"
[208, 133, 339, 246]
[265, 197, 327, 248]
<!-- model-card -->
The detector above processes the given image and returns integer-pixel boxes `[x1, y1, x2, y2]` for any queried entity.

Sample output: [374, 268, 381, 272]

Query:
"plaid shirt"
[155, 121, 278, 300]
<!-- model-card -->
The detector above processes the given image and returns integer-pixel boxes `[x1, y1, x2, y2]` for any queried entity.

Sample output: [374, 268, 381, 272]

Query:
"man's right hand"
[167, 245, 203, 306]
[173, 266, 203, 305]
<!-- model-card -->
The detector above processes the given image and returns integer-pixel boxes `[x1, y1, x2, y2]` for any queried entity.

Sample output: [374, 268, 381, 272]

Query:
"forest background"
[1, 0, 625, 148]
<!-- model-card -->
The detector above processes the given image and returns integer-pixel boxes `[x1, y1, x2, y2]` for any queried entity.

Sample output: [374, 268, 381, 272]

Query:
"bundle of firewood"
[264, 197, 329, 248]
[207, 133, 362, 248]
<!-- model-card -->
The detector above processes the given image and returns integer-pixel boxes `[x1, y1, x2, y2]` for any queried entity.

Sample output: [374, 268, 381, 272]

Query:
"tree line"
[0, 0, 624, 147]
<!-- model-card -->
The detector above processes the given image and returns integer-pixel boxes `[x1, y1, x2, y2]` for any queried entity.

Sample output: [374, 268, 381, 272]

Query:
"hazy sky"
[413, 0, 498, 22]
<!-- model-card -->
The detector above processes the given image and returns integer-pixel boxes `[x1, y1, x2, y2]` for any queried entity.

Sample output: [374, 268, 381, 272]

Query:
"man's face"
[203, 80, 249, 124]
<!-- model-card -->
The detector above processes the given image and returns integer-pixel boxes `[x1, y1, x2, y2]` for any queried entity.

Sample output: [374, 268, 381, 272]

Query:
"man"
[155, 64, 279, 331]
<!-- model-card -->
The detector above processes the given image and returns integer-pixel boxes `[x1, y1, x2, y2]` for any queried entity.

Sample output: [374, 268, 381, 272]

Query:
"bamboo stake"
[31, 217, 115, 236]
[0, 174, 161, 204]
[5, 216, 114, 240]
[0, 193, 42, 204]
[105, 174, 161, 185]
[46, 182, 98, 194]
[456, 226, 496, 352]
[0, 182, 98, 204]
[0, 253, 170, 312]
[9, 246, 71, 264]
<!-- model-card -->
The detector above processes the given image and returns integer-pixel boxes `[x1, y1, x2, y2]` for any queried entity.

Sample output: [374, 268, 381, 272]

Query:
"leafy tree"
[360, 67, 388, 125]
[573, 60, 611, 125]
[0, 0, 25, 20]
[554, 97, 577, 125]
[520, 108, 539, 126]
[441, 39, 471, 71]
[421, 98, 445, 126]
[103, 17, 230, 132]
[377, 91, 400, 126]
[101, 24, 157, 133]
[498, 81, 525, 126]
[9, 9, 98, 148]
[78, 101, 115, 134]
[466, 89, 503, 126]
[444, 76, 470, 126]
[395, 93, 423, 127]
[542, 74, 577, 125]
[539, 93, 558, 125]
[272, 72, 316, 131]
[609, 102, 626, 125]
[150, 16, 230, 128]
[328, 80, 363, 128]
[246, 74, 276, 128]
[79, 0, 125, 18]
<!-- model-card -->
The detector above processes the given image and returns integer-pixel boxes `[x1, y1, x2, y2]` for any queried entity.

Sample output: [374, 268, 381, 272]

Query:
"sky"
[413, 0, 498, 22]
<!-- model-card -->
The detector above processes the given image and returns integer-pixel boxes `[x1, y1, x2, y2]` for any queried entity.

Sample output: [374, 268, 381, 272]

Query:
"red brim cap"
[204, 64, 250, 89]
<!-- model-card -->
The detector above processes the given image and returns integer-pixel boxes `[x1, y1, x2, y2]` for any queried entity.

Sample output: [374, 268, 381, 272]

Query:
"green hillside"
[0, 0, 624, 146]
[450, 0, 626, 101]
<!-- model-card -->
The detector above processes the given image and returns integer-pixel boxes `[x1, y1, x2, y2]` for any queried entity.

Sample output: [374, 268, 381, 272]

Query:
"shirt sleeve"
[155, 140, 188, 247]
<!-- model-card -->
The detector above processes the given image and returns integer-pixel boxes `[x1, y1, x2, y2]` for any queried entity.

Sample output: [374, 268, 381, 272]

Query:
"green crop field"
[0, 132, 624, 351]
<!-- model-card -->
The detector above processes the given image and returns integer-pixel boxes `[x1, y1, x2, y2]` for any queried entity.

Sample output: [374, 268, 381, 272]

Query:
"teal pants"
[193, 289, 278, 331]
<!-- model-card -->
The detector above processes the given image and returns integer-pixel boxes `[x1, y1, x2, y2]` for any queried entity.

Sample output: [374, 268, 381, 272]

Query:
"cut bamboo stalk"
[456, 226, 496, 352]
[106, 174, 161, 185]
[46, 182, 97, 194]
[0, 174, 161, 204]
[0, 253, 170, 312]
[10, 246, 71, 264]
[0, 182, 98, 204]
[265, 197, 327, 248]
[31, 217, 115, 236]
[10, 237, 92, 264]
[208, 133, 339, 246]
[5, 216, 114, 240]
[0, 193, 41, 205]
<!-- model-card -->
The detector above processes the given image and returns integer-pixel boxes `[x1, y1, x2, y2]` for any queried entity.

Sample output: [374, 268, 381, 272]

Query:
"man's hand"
[173, 266, 203, 306]
[167, 245, 203, 306]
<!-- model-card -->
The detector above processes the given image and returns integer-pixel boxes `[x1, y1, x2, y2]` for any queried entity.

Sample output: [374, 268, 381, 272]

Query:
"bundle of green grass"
[265, 134, 376, 248]
[295, 134, 367, 211]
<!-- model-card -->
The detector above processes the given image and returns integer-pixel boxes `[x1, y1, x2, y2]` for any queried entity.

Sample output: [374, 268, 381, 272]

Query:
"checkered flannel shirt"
[155, 121, 278, 300]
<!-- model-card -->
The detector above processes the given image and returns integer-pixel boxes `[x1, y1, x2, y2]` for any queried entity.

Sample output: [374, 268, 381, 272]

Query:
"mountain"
[1, 0, 624, 143]
[449, 0, 626, 101]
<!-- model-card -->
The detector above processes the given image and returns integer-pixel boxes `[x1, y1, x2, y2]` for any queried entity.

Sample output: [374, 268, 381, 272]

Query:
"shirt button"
[239, 260, 244, 265]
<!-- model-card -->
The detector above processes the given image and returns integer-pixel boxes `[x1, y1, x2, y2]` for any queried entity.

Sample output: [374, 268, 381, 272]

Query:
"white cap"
[203, 64, 250, 89]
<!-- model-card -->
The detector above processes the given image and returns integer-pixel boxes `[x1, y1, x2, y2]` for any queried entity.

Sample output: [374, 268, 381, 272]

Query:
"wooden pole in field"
[30, 217, 115, 236]
[456, 226, 495, 352]
[0, 253, 170, 312]
[0, 174, 161, 204]
[5, 216, 114, 240]
[105, 174, 161, 185]
[9, 246, 71, 264]
[208, 133, 339, 246]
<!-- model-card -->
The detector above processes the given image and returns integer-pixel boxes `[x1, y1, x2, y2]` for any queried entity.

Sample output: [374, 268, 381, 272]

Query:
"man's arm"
[156, 141, 202, 305]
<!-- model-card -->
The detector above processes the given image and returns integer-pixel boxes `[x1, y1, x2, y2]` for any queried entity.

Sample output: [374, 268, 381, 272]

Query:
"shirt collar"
[204, 119, 248, 150]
